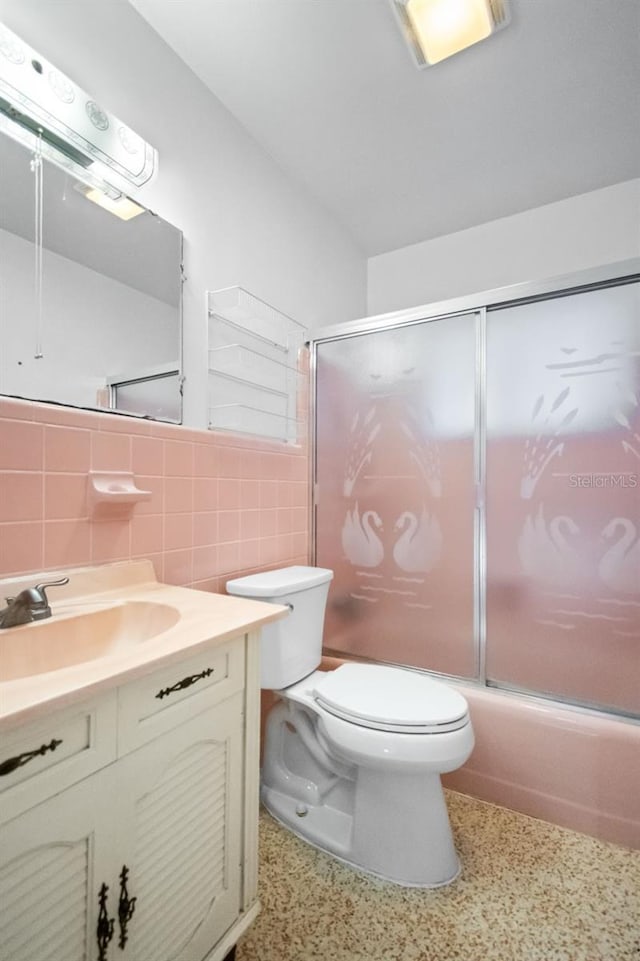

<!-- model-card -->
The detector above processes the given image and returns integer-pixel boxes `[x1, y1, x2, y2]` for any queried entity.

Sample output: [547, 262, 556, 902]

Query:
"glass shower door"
[485, 280, 640, 714]
[314, 313, 478, 678]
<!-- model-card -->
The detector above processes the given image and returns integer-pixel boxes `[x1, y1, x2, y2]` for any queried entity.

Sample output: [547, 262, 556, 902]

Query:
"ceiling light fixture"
[391, 0, 510, 67]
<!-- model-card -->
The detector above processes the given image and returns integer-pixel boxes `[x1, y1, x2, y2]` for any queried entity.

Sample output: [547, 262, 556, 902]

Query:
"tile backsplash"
[0, 397, 309, 589]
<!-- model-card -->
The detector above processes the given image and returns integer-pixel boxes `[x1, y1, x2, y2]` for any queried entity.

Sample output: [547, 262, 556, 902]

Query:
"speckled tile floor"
[236, 791, 640, 961]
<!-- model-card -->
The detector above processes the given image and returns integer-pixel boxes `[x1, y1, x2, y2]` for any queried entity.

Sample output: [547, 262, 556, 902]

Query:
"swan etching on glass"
[341, 503, 384, 568]
[518, 506, 582, 583]
[342, 407, 381, 498]
[599, 517, 640, 594]
[392, 509, 442, 574]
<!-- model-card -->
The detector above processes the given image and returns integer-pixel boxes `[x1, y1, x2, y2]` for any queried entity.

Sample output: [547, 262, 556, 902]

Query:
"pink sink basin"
[0, 601, 181, 681]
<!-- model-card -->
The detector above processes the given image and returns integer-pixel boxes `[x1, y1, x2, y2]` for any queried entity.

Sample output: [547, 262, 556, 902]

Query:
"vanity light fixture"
[74, 182, 146, 221]
[0, 21, 157, 193]
[391, 0, 510, 67]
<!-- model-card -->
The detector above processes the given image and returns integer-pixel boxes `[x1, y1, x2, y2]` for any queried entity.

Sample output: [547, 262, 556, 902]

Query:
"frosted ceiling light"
[391, 0, 510, 67]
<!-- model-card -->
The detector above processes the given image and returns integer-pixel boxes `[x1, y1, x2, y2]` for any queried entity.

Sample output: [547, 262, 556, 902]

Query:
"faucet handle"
[4, 579, 70, 608]
[33, 577, 70, 606]
[35, 576, 70, 594]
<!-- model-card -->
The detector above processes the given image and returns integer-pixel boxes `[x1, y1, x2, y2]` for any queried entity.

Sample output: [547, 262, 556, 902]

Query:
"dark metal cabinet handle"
[0, 738, 63, 776]
[155, 667, 214, 699]
[96, 882, 115, 961]
[117, 865, 137, 949]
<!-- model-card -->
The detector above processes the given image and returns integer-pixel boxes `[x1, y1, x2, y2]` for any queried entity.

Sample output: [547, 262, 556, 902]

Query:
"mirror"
[0, 132, 183, 421]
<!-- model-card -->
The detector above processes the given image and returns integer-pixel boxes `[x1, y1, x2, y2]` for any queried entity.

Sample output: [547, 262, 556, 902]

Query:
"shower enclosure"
[312, 265, 640, 719]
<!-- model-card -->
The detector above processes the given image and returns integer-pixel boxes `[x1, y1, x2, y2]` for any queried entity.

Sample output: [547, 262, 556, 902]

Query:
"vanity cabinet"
[118, 696, 244, 961]
[0, 763, 117, 961]
[0, 633, 262, 961]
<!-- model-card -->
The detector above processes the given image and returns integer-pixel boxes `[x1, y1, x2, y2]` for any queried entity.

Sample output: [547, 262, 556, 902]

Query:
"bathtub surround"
[0, 395, 310, 588]
[238, 799, 640, 961]
[314, 273, 640, 716]
[313, 268, 640, 851]
[445, 684, 640, 848]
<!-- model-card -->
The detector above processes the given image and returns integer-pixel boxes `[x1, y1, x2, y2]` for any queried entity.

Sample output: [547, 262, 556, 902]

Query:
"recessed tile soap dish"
[88, 471, 152, 518]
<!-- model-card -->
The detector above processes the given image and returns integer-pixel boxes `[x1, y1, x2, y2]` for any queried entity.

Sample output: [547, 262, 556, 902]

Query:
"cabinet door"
[0, 766, 119, 961]
[118, 693, 244, 961]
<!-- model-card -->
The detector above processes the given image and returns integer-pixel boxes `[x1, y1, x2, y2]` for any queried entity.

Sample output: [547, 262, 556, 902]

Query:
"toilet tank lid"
[226, 565, 333, 598]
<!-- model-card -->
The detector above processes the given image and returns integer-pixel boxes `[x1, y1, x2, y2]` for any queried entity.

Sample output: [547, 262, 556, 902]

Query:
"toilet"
[226, 565, 474, 887]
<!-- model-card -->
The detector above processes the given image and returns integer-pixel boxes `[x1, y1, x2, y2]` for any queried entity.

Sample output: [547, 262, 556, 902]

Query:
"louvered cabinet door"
[118, 693, 244, 961]
[0, 766, 118, 961]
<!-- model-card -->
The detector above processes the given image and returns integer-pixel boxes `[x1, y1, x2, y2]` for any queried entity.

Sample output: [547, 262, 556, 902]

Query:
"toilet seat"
[313, 663, 469, 734]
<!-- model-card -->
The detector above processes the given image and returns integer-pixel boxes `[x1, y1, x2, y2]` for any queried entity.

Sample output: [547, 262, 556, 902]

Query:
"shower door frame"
[309, 257, 640, 719]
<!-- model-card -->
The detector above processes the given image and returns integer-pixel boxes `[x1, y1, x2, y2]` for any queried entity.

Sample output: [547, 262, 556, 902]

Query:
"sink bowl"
[0, 601, 181, 681]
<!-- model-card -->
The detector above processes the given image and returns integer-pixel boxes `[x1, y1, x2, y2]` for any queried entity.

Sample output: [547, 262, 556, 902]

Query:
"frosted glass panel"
[315, 313, 477, 677]
[486, 281, 640, 713]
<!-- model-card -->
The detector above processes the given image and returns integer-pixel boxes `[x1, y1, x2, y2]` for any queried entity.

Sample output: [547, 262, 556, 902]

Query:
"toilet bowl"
[226, 566, 474, 887]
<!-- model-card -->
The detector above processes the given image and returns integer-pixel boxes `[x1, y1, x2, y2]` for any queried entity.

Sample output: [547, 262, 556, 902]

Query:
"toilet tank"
[226, 566, 333, 689]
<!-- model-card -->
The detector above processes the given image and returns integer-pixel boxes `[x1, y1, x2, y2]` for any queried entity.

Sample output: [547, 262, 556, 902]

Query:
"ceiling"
[130, 0, 640, 256]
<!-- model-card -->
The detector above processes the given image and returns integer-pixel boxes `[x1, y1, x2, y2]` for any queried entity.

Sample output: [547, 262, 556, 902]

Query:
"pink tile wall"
[0, 397, 309, 589]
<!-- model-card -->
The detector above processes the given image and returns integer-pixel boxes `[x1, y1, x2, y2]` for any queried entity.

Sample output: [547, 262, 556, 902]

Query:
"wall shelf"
[209, 344, 300, 394]
[208, 404, 301, 444]
[207, 287, 306, 444]
[212, 315, 289, 354]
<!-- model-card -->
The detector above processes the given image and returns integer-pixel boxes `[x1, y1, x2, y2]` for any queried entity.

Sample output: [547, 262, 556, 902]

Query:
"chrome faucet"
[0, 577, 70, 629]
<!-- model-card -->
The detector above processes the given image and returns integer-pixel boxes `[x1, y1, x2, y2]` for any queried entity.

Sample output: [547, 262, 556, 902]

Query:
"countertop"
[0, 559, 287, 729]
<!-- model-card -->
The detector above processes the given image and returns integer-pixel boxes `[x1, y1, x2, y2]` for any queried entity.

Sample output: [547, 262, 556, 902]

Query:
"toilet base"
[261, 701, 463, 887]
[262, 783, 461, 888]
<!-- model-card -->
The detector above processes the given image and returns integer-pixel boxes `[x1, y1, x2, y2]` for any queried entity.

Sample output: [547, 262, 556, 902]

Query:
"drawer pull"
[96, 882, 115, 961]
[155, 667, 214, 700]
[117, 864, 137, 949]
[0, 737, 63, 776]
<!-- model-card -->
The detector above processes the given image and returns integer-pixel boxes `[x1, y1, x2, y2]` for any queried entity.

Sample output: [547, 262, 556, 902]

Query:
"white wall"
[367, 179, 640, 316]
[0, 228, 176, 407]
[0, 0, 366, 428]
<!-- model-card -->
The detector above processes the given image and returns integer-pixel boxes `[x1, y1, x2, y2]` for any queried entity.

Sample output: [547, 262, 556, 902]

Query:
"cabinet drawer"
[117, 638, 245, 754]
[0, 691, 118, 824]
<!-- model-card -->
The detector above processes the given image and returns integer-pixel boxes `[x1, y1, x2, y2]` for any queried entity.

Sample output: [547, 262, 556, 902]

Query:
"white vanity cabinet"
[118, 695, 244, 961]
[0, 762, 118, 961]
[0, 632, 262, 961]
